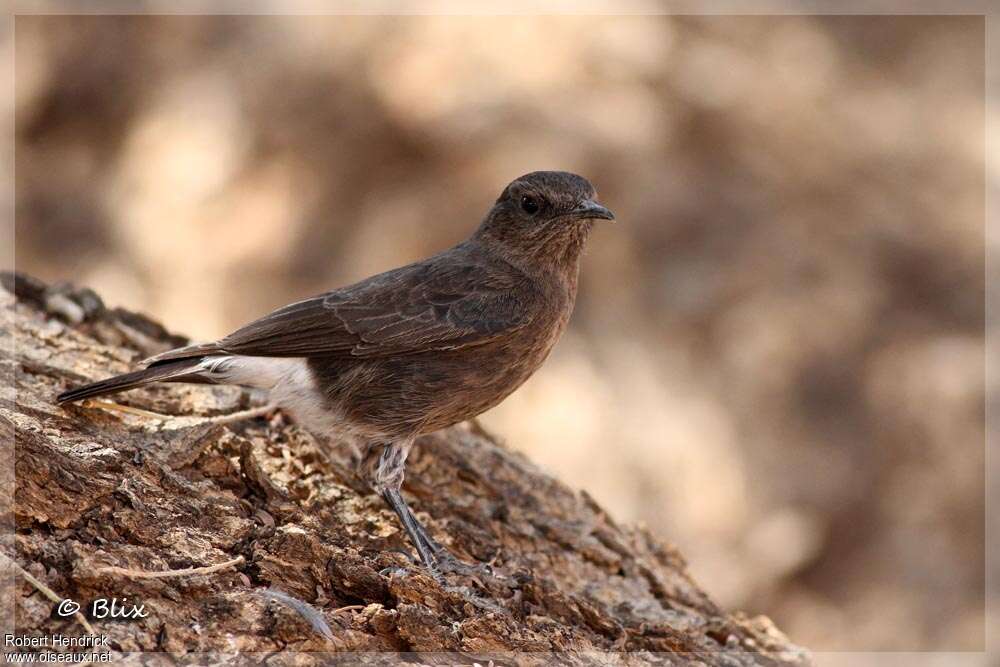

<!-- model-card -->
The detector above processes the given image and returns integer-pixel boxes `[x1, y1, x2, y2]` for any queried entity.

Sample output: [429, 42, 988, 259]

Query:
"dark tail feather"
[56, 358, 205, 404]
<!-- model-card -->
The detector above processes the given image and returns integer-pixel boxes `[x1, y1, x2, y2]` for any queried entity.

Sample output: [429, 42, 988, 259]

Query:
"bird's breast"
[310, 277, 578, 437]
[416, 281, 575, 430]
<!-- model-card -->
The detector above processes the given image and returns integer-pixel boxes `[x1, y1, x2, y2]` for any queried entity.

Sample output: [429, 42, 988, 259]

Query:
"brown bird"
[56, 171, 615, 573]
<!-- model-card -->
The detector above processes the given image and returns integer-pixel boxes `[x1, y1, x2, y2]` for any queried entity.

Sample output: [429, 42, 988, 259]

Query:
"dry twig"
[94, 555, 245, 579]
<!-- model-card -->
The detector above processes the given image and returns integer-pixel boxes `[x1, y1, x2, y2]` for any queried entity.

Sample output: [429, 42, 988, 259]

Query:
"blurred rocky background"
[12, 14, 985, 652]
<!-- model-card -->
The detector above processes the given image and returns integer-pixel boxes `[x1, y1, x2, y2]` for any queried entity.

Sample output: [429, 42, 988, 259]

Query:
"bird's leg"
[381, 487, 441, 571]
[409, 516, 447, 556]
[362, 442, 504, 585]
[363, 440, 445, 572]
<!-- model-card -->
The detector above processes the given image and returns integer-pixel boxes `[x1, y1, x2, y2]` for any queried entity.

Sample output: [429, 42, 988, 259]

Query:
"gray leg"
[411, 517, 446, 555]
[362, 440, 444, 571]
[360, 441, 505, 585]
[381, 487, 441, 571]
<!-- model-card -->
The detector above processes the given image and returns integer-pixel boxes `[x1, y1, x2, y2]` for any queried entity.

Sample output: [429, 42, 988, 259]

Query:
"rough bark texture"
[5, 273, 809, 665]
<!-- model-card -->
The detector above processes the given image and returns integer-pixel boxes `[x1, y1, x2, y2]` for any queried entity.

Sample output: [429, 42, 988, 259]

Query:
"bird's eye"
[520, 195, 539, 215]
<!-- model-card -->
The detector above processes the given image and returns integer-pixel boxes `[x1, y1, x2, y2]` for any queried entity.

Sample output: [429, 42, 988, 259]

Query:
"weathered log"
[5, 272, 809, 665]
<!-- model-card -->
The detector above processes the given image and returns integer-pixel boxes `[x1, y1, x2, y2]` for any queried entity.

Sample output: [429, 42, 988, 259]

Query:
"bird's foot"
[433, 559, 510, 614]
[430, 550, 499, 579]
[382, 556, 507, 612]
[381, 544, 490, 581]
[379, 487, 508, 588]
[423, 548, 512, 596]
[379, 557, 444, 585]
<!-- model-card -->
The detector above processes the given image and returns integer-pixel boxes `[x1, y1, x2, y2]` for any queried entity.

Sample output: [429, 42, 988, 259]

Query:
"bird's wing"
[190, 256, 536, 360]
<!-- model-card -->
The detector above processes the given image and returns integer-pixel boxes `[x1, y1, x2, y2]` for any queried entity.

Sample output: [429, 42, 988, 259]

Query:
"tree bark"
[4, 272, 810, 665]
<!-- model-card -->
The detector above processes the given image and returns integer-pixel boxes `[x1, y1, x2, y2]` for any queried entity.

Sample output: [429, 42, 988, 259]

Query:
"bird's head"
[475, 171, 614, 268]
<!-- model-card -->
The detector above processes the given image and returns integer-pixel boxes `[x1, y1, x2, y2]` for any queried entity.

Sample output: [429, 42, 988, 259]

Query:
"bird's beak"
[569, 199, 616, 222]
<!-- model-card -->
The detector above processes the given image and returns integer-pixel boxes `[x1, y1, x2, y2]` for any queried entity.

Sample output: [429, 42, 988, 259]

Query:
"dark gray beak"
[569, 199, 616, 222]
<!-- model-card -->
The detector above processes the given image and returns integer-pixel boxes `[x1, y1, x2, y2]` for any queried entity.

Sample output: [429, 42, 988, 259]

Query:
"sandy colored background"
[13, 14, 986, 651]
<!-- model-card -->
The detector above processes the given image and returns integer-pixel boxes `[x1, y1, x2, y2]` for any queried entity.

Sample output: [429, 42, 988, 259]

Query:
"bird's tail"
[56, 357, 208, 404]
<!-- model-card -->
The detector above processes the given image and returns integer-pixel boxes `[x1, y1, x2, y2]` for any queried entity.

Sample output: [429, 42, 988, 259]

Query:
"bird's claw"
[433, 553, 492, 577]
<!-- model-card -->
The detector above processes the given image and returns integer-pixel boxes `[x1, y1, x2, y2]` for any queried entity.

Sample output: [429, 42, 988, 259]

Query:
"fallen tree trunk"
[4, 272, 809, 665]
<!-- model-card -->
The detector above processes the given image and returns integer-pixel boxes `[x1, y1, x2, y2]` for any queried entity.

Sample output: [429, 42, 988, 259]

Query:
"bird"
[56, 170, 615, 574]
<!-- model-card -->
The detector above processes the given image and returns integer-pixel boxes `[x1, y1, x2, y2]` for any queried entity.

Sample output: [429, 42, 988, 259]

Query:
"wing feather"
[213, 253, 536, 359]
